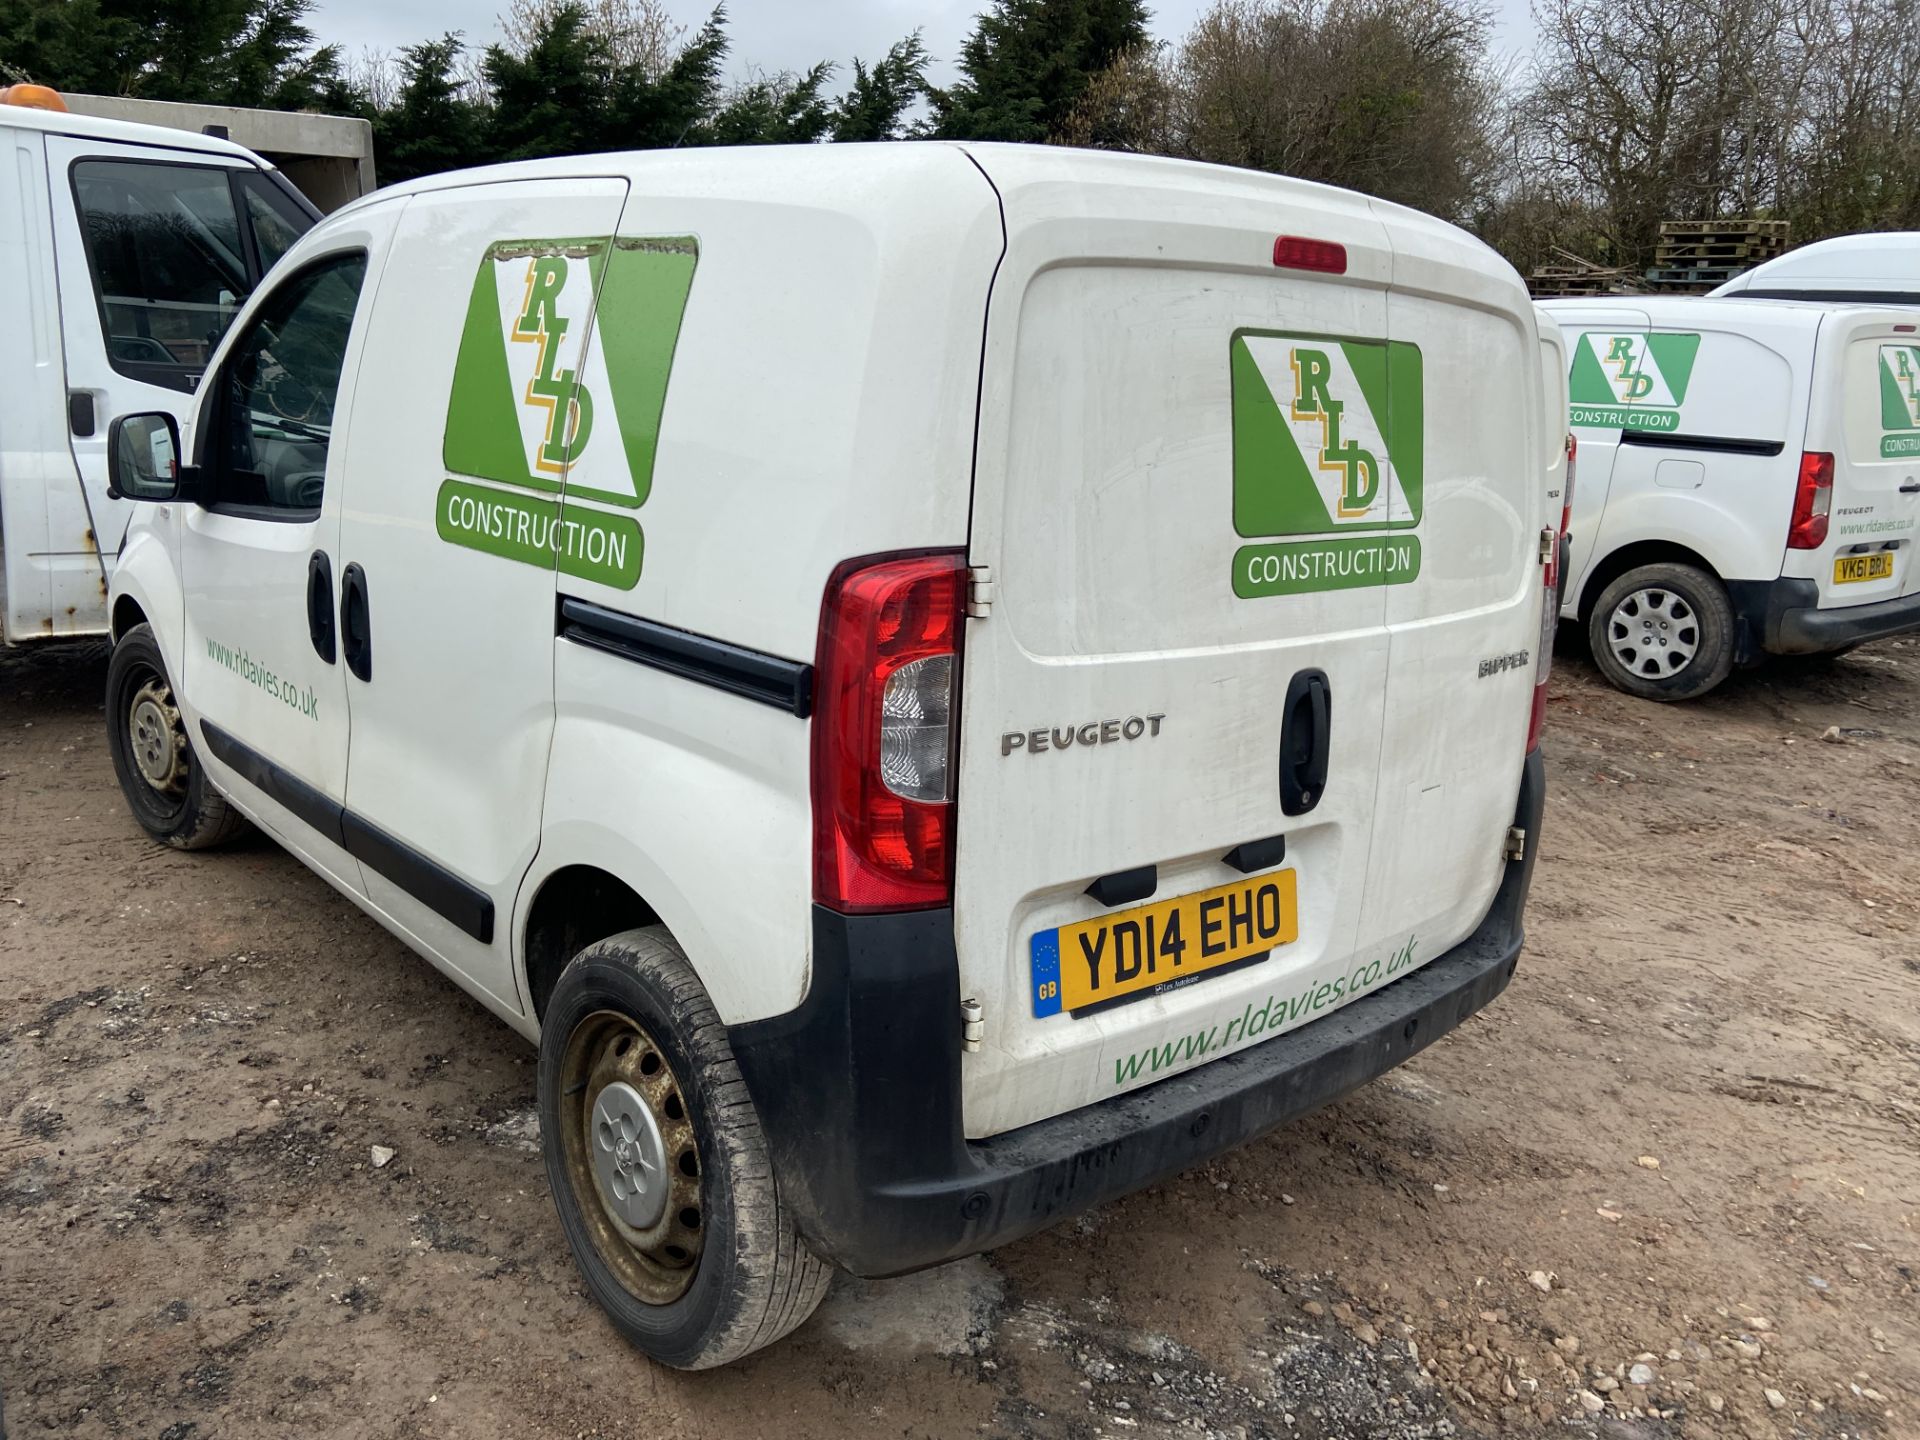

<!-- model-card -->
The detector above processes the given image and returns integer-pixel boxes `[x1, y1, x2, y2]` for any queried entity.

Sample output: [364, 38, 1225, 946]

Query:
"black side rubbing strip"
[1620, 430, 1785, 458]
[558, 596, 813, 717]
[340, 814, 495, 945]
[199, 720, 345, 847]
[197, 720, 492, 943]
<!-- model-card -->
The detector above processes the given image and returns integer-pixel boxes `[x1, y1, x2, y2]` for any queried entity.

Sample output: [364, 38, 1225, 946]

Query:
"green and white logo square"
[1230, 332, 1422, 536]
[1879, 344, 1920, 458]
[1569, 332, 1699, 433]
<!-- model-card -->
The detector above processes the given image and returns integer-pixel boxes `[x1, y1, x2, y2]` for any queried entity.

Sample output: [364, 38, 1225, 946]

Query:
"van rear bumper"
[1728, 577, 1920, 657]
[730, 748, 1545, 1279]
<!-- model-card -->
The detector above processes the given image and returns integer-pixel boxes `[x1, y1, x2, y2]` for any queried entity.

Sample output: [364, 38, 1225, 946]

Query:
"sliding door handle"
[307, 550, 336, 664]
[340, 562, 372, 682]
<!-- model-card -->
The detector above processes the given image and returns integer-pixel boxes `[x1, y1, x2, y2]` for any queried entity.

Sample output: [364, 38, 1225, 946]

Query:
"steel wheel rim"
[127, 675, 189, 796]
[1607, 587, 1700, 679]
[559, 1009, 704, 1305]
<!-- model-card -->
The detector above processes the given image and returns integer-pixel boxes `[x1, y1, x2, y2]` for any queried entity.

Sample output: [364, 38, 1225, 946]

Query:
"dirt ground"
[0, 632, 1914, 1440]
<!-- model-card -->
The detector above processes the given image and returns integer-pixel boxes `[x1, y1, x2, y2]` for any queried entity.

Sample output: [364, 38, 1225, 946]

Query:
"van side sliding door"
[333, 179, 630, 1016]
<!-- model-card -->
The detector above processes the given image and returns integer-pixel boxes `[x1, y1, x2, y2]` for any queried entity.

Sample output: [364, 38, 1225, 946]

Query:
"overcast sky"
[310, 0, 1542, 83]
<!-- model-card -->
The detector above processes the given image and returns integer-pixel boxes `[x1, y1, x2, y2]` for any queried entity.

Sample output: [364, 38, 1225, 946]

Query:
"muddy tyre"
[106, 624, 248, 849]
[538, 926, 832, 1369]
[1587, 563, 1735, 701]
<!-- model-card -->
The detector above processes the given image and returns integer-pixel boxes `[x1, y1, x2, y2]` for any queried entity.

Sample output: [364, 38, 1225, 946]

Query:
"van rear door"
[1546, 302, 1651, 607]
[1353, 214, 1544, 970]
[1807, 311, 1920, 604]
[954, 150, 1406, 1140]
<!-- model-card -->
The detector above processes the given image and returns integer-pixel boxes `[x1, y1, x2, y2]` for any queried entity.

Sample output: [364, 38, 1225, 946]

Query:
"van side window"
[211, 253, 368, 517]
[71, 160, 251, 395]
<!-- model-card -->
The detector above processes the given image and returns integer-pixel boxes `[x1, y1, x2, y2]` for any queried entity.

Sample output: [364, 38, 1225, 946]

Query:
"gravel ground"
[0, 633, 1914, 1440]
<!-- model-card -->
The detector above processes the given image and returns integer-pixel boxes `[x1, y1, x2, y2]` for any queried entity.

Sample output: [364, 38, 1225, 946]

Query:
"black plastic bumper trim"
[1726, 575, 1920, 658]
[1773, 586, 1920, 653]
[558, 596, 813, 717]
[730, 748, 1546, 1278]
[197, 720, 493, 944]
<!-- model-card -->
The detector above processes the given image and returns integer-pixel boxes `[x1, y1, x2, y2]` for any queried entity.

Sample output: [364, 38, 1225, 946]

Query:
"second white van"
[1543, 296, 1920, 698]
[102, 144, 1560, 1367]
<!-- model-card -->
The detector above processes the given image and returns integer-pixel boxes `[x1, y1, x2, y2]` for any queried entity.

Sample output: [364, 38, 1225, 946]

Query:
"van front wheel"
[538, 926, 832, 1368]
[1587, 563, 1734, 701]
[106, 624, 248, 849]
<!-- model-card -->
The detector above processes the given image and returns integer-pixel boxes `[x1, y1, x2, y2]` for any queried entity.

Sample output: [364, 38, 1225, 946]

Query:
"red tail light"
[812, 551, 968, 913]
[1788, 452, 1833, 550]
[1528, 433, 1577, 752]
[1272, 235, 1347, 274]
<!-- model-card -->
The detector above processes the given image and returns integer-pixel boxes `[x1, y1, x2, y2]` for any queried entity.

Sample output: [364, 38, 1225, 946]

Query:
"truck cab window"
[213, 253, 368, 517]
[240, 174, 311, 273]
[72, 161, 252, 395]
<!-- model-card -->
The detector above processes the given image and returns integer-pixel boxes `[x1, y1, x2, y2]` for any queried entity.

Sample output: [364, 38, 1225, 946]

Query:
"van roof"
[1710, 232, 1920, 297]
[1539, 293, 1913, 332]
[333, 139, 1437, 239]
[0, 100, 261, 164]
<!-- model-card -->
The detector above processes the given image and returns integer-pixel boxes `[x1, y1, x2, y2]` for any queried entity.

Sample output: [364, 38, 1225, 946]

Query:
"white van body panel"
[531, 145, 1003, 1023]
[1541, 297, 1920, 626]
[0, 104, 312, 644]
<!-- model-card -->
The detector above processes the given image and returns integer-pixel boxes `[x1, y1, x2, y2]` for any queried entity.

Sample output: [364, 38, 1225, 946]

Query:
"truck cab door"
[42, 136, 299, 620]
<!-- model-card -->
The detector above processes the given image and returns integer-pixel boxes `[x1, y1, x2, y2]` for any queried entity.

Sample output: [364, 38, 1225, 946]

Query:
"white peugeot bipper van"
[1543, 296, 1920, 699]
[101, 144, 1560, 1367]
[0, 85, 317, 646]
[1709, 232, 1920, 307]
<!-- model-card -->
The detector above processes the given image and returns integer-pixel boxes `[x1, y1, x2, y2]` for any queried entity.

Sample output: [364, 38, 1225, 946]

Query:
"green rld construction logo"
[1230, 330, 1423, 598]
[1878, 344, 1920, 458]
[437, 234, 698, 589]
[1568, 332, 1700, 433]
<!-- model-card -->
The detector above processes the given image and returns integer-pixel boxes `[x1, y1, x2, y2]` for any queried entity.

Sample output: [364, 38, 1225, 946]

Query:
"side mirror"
[107, 413, 183, 502]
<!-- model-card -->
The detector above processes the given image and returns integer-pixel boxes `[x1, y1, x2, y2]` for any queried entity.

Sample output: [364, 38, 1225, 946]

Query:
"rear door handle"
[1279, 669, 1331, 816]
[340, 562, 372, 683]
[1900, 479, 1920, 494]
[307, 550, 336, 664]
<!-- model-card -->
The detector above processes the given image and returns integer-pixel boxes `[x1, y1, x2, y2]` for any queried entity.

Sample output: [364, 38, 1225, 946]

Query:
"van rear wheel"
[106, 623, 248, 849]
[1587, 563, 1734, 701]
[537, 926, 832, 1368]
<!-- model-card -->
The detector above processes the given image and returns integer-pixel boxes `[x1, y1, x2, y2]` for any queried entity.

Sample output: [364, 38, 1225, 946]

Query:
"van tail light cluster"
[1788, 452, 1833, 550]
[1527, 433, 1577, 752]
[812, 551, 967, 913]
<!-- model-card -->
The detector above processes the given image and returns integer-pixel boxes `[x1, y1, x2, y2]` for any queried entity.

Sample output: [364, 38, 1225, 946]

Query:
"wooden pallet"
[1655, 241, 1783, 263]
[1531, 266, 1632, 297]
[1643, 265, 1743, 291]
[1658, 218, 1789, 239]
[1652, 218, 1788, 281]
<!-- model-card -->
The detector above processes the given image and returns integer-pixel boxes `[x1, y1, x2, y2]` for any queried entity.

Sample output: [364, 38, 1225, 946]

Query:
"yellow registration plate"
[1834, 552, 1895, 584]
[1030, 871, 1299, 1017]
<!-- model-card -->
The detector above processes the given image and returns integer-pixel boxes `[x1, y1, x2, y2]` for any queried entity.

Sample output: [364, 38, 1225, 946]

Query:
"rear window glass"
[73, 160, 251, 393]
